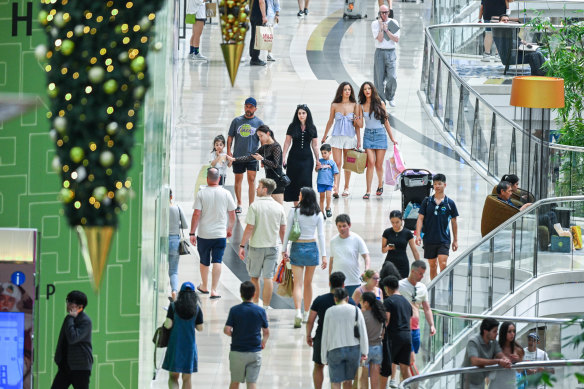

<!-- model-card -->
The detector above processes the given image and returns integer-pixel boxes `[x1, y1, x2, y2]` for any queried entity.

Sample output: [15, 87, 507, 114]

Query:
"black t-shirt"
[481, 0, 507, 21]
[310, 292, 356, 339]
[249, 0, 262, 23]
[382, 228, 414, 261]
[383, 294, 412, 333]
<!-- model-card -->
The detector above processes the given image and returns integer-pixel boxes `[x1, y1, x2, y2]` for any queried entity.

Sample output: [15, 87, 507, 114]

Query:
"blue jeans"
[168, 235, 180, 292]
[327, 345, 360, 383]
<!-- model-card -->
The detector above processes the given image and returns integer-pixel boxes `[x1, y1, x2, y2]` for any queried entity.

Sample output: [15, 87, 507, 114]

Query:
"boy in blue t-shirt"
[316, 144, 339, 219]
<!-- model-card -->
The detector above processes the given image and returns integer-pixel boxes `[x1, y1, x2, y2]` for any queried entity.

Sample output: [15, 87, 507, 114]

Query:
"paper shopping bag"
[344, 149, 367, 174]
[254, 25, 274, 51]
[205, 2, 217, 17]
[393, 144, 406, 173]
[385, 158, 399, 185]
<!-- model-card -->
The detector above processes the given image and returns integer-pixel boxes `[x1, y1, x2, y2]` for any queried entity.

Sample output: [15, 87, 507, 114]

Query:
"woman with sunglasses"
[321, 82, 360, 198]
[490, 321, 524, 388]
[351, 269, 383, 305]
[355, 81, 397, 199]
[382, 210, 420, 279]
[283, 104, 320, 205]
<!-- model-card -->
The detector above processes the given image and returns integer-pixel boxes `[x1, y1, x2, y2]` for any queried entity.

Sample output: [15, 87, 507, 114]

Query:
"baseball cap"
[527, 333, 540, 341]
[180, 281, 195, 291]
[244, 97, 257, 107]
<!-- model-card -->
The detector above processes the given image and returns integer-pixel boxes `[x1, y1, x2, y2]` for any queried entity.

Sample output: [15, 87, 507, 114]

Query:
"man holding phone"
[51, 290, 93, 389]
[371, 4, 400, 108]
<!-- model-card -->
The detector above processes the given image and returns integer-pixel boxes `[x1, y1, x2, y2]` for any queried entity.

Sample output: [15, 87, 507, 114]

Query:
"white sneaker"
[189, 52, 207, 62]
[481, 53, 492, 62]
[294, 313, 302, 328]
[493, 55, 501, 62]
[302, 311, 309, 323]
[267, 53, 276, 61]
[389, 100, 397, 108]
[389, 379, 398, 388]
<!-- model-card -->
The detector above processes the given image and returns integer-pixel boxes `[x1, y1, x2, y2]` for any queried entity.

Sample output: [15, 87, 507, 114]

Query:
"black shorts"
[389, 331, 412, 366]
[423, 243, 450, 259]
[312, 336, 322, 365]
[233, 160, 259, 174]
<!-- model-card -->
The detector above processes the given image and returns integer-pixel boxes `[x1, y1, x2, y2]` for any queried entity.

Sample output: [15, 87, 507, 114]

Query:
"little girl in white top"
[209, 135, 231, 185]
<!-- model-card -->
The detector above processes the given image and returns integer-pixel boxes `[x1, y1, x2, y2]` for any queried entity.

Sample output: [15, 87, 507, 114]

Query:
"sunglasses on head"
[297, 104, 308, 109]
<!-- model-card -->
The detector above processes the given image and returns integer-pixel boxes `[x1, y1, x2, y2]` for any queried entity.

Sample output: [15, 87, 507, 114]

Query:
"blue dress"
[162, 303, 203, 373]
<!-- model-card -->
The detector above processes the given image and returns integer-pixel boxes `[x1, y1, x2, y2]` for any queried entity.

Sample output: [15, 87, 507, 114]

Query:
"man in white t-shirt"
[328, 214, 370, 297]
[190, 167, 237, 299]
[371, 4, 401, 107]
[523, 333, 553, 388]
[398, 260, 436, 380]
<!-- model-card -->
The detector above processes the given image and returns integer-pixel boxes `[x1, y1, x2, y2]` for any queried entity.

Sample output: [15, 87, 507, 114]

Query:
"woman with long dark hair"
[491, 321, 524, 388]
[283, 104, 320, 205]
[360, 291, 386, 389]
[382, 210, 420, 279]
[162, 282, 204, 388]
[356, 81, 397, 199]
[228, 125, 285, 204]
[282, 187, 326, 328]
[321, 82, 360, 198]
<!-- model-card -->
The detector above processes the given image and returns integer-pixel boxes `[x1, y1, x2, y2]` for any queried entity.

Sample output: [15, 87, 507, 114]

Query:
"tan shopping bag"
[254, 25, 274, 51]
[205, 2, 217, 17]
[344, 149, 367, 174]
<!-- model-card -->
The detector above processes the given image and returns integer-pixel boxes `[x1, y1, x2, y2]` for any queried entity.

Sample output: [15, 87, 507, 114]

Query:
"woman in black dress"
[283, 104, 320, 205]
[381, 210, 420, 278]
[228, 125, 285, 204]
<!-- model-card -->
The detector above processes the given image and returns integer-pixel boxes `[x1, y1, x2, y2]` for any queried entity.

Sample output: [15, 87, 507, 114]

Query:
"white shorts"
[187, 4, 206, 22]
[328, 135, 357, 150]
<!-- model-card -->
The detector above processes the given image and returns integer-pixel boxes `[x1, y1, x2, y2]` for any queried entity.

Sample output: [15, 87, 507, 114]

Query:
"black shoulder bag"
[354, 306, 360, 339]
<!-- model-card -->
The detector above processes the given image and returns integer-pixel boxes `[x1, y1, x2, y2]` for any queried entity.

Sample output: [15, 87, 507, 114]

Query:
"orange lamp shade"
[510, 76, 565, 108]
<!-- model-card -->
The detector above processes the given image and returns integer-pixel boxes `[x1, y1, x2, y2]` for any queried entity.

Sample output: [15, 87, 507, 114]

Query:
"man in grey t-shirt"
[227, 97, 264, 213]
[462, 318, 511, 388]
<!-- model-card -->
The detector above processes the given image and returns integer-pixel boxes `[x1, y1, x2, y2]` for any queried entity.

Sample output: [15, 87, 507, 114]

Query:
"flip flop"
[196, 286, 209, 294]
[210, 295, 222, 299]
[363, 193, 370, 200]
[235, 206, 242, 214]
[376, 186, 384, 196]
[342, 190, 350, 197]
[333, 192, 339, 199]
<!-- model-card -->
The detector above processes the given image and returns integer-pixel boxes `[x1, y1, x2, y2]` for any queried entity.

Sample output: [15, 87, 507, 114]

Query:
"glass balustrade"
[420, 23, 584, 198]
[401, 360, 584, 389]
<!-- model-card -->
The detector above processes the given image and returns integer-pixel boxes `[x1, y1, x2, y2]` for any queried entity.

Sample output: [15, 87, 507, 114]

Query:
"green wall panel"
[0, 1, 157, 387]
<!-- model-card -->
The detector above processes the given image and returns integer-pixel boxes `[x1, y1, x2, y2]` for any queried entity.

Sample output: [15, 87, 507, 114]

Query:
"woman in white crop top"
[282, 187, 326, 328]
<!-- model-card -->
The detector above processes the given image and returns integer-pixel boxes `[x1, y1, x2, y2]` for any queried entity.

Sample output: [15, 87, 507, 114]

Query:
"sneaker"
[481, 53, 492, 62]
[304, 8, 309, 15]
[326, 208, 332, 218]
[297, 10, 304, 17]
[389, 100, 397, 107]
[294, 313, 302, 328]
[389, 379, 398, 388]
[267, 53, 276, 61]
[493, 55, 501, 62]
[250, 58, 266, 66]
[303, 311, 309, 323]
[190, 52, 207, 61]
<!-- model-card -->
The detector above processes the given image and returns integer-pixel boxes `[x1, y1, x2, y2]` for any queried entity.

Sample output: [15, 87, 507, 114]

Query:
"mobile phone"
[387, 243, 395, 247]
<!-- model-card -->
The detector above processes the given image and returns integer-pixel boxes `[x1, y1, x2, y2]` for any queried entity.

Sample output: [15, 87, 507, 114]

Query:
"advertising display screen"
[0, 312, 25, 388]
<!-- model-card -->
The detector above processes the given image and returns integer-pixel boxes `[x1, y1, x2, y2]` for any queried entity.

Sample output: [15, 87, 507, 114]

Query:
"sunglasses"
[380, 11, 389, 14]
[411, 287, 417, 303]
[297, 104, 308, 109]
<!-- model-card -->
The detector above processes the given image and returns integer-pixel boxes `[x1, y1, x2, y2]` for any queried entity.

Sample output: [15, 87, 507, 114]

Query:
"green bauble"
[47, 85, 58, 98]
[54, 117, 67, 134]
[103, 79, 119, 94]
[35, 45, 47, 61]
[119, 153, 130, 167]
[61, 39, 75, 55]
[133, 86, 145, 99]
[51, 156, 61, 173]
[118, 51, 129, 62]
[70, 147, 85, 163]
[59, 188, 74, 203]
[54, 12, 66, 28]
[106, 122, 119, 135]
[130, 56, 145, 73]
[93, 186, 108, 201]
[115, 187, 130, 204]
[38, 10, 49, 26]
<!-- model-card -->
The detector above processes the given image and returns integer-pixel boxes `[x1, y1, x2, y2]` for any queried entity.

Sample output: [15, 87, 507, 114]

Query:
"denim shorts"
[289, 241, 319, 267]
[363, 128, 388, 150]
[327, 345, 360, 383]
[365, 344, 383, 366]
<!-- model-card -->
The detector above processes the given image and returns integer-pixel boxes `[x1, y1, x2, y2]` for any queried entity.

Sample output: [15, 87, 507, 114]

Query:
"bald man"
[371, 5, 400, 108]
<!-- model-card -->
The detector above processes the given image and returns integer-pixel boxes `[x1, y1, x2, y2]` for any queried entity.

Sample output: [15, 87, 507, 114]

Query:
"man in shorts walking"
[398, 261, 436, 382]
[227, 97, 264, 213]
[239, 178, 286, 308]
[380, 276, 412, 388]
[190, 167, 237, 298]
[305, 272, 357, 389]
[415, 173, 459, 280]
[224, 281, 270, 389]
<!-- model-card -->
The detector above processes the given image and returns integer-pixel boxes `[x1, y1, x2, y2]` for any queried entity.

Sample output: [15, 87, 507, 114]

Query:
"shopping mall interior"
[1, 0, 583, 387]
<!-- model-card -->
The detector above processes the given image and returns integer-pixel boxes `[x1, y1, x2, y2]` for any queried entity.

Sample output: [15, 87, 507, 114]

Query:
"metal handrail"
[432, 308, 584, 325]
[424, 23, 584, 154]
[428, 195, 584, 288]
[400, 359, 584, 387]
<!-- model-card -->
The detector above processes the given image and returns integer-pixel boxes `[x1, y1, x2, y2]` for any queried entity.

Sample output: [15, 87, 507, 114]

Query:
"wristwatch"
[240, 245, 246, 248]
[189, 233, 195, 236]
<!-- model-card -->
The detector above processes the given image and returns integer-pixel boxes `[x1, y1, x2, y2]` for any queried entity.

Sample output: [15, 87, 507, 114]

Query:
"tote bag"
[254, 25, 274, 51]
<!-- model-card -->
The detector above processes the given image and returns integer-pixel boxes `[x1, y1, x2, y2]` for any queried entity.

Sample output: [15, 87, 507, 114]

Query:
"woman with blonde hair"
[352, 269, 383, 305]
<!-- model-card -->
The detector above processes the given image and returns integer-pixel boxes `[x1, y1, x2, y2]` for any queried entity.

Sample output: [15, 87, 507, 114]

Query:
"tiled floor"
[154, 0, 492, 386]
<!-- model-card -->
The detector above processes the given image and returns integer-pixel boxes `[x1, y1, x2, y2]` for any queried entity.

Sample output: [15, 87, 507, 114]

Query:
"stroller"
[400, 169, 433, 230]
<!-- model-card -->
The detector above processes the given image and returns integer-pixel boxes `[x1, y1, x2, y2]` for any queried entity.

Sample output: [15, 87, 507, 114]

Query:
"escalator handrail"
[431, 308, 584, 325]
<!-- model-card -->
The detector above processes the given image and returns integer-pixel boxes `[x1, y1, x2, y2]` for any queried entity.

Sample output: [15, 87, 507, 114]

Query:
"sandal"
[342, 190, 350, 197]
[235, 206, 242, 214]
[363, 193, 370, 200]
[333, 192, 339, 199]
[376, 186, 384, 196]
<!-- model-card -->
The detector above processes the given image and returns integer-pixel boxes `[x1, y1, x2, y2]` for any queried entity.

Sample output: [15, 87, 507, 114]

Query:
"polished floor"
[154, 0, 491, 386]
